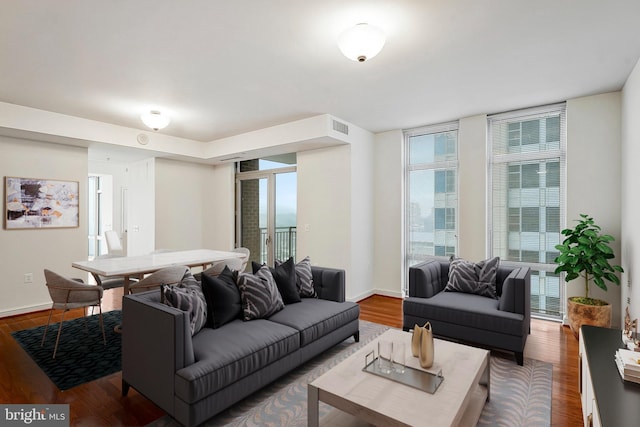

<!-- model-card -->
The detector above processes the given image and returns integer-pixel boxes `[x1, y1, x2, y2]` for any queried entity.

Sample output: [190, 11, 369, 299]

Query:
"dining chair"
[104, 230, 123, 255]
[199, 257, 244, 279]
[231, 247, 250, 272]
[41, 269, 105, 359]
[90, 254, 138, 290]
[128, 265, 189, 294]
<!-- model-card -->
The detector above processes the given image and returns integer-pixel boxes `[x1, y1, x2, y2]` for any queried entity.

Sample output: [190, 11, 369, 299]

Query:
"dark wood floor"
[1, 291, 581, 426]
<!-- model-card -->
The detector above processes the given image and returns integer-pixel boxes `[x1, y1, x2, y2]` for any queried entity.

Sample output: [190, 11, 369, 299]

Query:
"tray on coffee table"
[362, 350, 444, 394]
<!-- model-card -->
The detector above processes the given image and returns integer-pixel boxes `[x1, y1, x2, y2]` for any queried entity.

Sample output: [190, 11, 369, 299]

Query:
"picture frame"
[4, 177, 79, 229]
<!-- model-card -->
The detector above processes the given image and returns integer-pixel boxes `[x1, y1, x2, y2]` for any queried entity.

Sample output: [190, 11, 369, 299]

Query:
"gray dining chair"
[128, 265, 189, 294]
[41, 269, 105, 358]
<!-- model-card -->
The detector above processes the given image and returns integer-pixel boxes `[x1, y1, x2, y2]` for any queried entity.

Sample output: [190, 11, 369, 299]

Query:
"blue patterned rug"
[149, 320, 551, 427]
[12, 310, 122, 391]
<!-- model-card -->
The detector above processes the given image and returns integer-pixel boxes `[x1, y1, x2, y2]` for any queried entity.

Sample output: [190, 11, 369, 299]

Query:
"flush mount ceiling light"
[337, 23, 386, 62]
[140, 110, 170, 131]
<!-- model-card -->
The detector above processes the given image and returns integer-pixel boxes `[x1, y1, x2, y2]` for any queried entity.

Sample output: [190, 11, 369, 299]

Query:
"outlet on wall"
[24, 273, 33, 284]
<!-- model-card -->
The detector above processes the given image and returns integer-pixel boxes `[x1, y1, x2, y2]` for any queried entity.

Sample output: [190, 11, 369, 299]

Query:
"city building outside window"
[488, 103, 566, 319]
[405, 122, 459, 287]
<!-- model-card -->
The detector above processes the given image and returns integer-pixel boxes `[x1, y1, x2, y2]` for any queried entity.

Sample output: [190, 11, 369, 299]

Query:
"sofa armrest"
[122, 291, 194, 411]
[498, 266, 531, 318]
[408, 259, 448, 298]
[311, 266, 345, 302]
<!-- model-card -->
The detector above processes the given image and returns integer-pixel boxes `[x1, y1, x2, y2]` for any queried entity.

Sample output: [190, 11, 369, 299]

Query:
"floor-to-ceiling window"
[405, 122, 459, 292]
[236, 154, 297, 267]
[488, 103, 566, 319]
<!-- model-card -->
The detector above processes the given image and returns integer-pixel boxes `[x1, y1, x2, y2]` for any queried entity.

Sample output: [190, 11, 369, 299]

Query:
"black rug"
[12, 310, 122, 391]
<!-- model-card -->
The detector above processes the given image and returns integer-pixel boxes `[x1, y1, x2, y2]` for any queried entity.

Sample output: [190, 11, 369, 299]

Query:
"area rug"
[11, 310, 122, 391]
[149, 320, 552, 427]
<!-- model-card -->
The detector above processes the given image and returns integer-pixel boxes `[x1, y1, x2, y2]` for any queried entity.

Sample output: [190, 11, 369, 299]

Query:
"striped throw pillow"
[237, 265, 284, 320]
[444, 256, 500, 299]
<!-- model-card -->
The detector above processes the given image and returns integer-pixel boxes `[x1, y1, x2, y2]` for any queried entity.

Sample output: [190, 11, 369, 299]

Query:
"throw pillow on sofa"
[275, 256, 317, 298]
[161, 272, 207, 335]
[238, 265, 284, 320]
[201, 266, 242, 328]
[252, 259, 301, 304]
[444, 256, 500, 299]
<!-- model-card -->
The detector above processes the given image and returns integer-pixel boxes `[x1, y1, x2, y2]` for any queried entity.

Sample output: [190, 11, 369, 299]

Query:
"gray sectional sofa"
[402, 257, 530, 365]
[121, 266, 359, 427]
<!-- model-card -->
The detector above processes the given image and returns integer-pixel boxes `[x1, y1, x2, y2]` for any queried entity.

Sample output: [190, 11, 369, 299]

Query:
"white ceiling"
[2, 0, 640, 146]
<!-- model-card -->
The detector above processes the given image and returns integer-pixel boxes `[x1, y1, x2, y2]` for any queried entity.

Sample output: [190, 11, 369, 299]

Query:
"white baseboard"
[348, 289, 403, 303]
[0, 303, 50, 319]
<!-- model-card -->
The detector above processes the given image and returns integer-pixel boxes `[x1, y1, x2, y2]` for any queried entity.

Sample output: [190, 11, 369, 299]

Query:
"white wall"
[566, 92, 622, 326]
[373, 130, 404, 297]
[458, 114, 489, 261]
[0, 137, 87, 316]
[297, 145, 351, 276]
[297, 123, 376, 301]
[348, 126, 375, 301]
[126, 158, 156, 255]
[155, 159, 235, 251]
[621, 58, 640, 327]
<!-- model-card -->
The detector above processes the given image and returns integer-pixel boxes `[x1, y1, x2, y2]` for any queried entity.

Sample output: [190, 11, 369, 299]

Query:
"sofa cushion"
[175, 319, 299, 403]
[445, 256, 499, 299]
[267, 299, 360, 346]
[201, 266, 242, 329]
[161, 273, 207, 335]
[237, 267, 284, 320]
[403, 292, 524, 336]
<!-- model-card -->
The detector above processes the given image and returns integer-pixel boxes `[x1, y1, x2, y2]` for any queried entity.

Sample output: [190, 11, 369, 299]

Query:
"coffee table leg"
[308, 384, 319, 427]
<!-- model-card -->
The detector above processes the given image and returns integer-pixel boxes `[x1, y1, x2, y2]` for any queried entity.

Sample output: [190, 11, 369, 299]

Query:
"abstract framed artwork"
[4, 177, 79, 229]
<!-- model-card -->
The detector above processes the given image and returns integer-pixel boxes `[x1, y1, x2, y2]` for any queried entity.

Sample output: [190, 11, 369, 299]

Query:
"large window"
[405, 122, 459, 277]
[488, 104, 566, 319]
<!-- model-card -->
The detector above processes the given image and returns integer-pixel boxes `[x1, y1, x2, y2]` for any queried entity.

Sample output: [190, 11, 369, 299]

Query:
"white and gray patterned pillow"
[295, 256, 317, 298]
[237, 266, 284, 321]
[161, 274, 207, 335]
[444, 256, 500, 299]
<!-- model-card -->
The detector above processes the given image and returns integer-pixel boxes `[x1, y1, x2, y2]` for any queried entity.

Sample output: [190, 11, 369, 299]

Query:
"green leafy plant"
[554, 214, 623, 305]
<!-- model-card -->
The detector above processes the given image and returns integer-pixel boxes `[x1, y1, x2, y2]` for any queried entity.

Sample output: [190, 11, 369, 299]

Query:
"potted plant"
[554, 214, 624, 338]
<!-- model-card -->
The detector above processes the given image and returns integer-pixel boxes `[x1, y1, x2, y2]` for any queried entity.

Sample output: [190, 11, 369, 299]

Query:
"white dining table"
[72, 249, 243, 294]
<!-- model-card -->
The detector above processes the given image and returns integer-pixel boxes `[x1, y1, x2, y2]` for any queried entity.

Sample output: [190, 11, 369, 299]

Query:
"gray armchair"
[402, 257, 531, 365]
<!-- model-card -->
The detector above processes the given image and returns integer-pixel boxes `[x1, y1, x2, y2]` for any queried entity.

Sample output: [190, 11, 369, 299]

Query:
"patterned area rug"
[12, 310, 122, 391]
[150, 320, 551, 427]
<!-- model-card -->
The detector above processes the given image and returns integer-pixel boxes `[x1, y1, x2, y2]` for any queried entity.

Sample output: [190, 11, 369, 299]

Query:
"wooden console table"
[579, 325, 640, 426]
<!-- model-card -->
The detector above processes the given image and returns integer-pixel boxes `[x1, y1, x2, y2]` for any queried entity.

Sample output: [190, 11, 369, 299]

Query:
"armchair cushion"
[444, 256, 500, 299]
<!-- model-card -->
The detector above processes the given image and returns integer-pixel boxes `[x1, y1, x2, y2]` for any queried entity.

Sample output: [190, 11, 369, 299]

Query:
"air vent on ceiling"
[219, 156, 243, 162]
[332, 119, 349, 135]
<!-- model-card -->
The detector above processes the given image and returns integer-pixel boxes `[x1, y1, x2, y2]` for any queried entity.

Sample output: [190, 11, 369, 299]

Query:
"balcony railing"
[260, 227, 297, 264]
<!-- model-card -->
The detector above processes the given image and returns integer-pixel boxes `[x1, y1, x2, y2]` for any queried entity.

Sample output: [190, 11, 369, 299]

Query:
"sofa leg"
[402, 326, 410, 332]
[122, 380, 130, 396]
[515, 352, 524, 366]
[353, 331, 360, 343]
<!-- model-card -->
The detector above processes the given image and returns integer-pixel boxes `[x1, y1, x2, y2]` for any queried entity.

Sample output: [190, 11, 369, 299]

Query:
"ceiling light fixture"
[337, 23, 385, 62]
[140, 110, 170, 131]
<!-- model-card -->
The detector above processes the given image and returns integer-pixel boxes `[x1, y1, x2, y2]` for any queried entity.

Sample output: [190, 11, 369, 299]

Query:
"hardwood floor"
[1, 291, 581, 426]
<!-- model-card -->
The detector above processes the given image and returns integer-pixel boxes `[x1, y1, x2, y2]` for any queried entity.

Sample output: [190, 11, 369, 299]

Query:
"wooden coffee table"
[308, 329, 490, 427]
